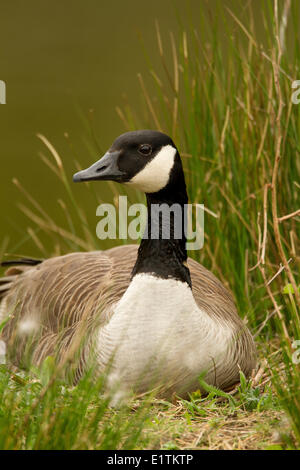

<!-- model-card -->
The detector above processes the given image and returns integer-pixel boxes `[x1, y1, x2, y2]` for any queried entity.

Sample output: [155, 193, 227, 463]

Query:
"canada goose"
[0, 130, 256, 398]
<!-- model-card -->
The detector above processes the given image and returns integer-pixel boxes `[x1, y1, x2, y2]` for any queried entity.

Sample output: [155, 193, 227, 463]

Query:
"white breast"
[96, 274, 235, 396]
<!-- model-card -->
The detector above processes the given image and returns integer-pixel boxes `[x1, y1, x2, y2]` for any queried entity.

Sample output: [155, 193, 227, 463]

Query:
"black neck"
[131, 155, 191, 287]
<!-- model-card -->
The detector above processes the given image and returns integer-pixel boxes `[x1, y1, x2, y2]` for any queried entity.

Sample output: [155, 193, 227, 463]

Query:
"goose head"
[73, 130, 186, 196]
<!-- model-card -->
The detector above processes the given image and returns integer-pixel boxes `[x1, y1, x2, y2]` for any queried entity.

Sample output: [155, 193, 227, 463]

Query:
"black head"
[73, 130, 184, 194]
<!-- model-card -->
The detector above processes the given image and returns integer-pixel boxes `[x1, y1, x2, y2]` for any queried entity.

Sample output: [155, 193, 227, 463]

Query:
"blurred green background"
[0, 0, 268, 255]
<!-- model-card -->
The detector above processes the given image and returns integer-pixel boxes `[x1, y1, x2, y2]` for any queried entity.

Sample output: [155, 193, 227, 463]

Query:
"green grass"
[0, 363, 152, 450]
[0, 359, 286, 450]
[0, 0, 299, 449]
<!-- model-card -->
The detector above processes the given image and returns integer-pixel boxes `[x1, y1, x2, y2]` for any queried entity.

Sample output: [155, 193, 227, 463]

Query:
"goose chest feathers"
[0, 130, 256, 399]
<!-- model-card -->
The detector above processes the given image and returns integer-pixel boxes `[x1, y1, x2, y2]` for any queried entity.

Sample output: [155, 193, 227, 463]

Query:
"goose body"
[98, 272, 236, 395]
[0, 130, 256, 397]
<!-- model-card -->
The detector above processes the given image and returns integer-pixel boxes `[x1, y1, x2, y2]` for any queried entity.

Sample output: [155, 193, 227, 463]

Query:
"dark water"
[0, 0, 266, 256]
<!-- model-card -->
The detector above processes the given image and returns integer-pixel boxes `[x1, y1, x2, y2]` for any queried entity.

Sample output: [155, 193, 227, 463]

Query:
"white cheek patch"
[126, 144, 176, 193]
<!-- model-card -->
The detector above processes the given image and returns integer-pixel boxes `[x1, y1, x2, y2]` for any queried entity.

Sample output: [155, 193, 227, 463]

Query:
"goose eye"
[138, 144, 152, 156]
